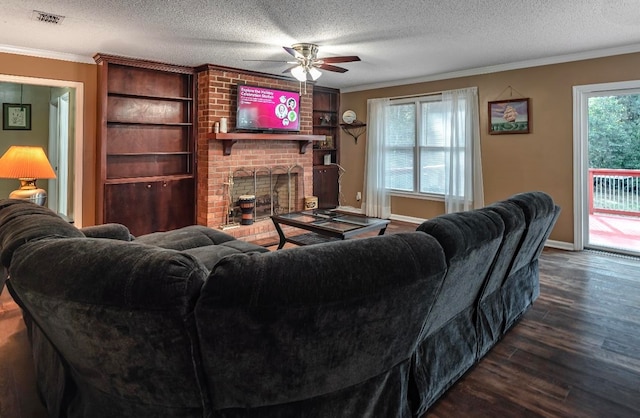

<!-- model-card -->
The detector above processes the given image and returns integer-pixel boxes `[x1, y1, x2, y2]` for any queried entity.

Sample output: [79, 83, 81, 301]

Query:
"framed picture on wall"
[488, 98, 530, 134]
[3, 103, 32, 130]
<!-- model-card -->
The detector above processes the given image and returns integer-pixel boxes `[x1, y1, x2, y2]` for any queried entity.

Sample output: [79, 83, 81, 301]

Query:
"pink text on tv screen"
[236, 84, 300, 132]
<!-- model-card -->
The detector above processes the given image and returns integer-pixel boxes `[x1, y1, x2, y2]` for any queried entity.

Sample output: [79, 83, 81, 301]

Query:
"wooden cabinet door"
[104, 178, 194, 236]
[155, 178, 195, 232]
[313, 165, 339, 209]
[104, 182, 160, 236]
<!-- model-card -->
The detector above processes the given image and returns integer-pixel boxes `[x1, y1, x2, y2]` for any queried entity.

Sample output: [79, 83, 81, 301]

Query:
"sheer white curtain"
[441, 87, 484, 213]
[363, 97, 391, 218]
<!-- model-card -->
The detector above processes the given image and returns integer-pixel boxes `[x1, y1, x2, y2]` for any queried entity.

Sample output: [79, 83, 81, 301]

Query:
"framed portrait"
[3, 103, 32, 130]
[488, 98, 530, 135]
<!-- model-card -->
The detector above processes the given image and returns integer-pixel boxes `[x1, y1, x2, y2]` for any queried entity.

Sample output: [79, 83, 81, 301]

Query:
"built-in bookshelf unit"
[95, 54, 196, 236]
[312, 86, 340, 208]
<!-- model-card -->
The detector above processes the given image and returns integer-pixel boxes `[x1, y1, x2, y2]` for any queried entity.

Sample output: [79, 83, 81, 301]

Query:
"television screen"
[236, 84, 300, 132]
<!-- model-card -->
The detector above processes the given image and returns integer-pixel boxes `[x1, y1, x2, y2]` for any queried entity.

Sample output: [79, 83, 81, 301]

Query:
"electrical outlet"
[356, 192, 361, 201]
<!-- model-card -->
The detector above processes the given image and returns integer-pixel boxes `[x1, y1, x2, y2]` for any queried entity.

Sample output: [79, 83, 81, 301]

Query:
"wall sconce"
[0, 145, 57, 205]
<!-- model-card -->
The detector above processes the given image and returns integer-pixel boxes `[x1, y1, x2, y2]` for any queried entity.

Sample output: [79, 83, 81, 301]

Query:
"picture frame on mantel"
[3, 103, 32, 130]
[488, 98, 530, 135]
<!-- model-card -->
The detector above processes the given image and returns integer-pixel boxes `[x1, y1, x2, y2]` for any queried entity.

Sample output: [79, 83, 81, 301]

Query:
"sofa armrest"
[80, 224, 133, 241]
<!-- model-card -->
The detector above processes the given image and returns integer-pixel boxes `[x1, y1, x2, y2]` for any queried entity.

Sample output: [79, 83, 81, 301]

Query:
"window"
[366, 87, 481, 217]
[385, 95, 454, 197]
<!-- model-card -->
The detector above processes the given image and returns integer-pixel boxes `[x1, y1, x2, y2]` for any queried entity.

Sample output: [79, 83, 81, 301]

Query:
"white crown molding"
[4, 41, 640, 90]
[342, 43, 640, 93]
[0, 44, 95, 64]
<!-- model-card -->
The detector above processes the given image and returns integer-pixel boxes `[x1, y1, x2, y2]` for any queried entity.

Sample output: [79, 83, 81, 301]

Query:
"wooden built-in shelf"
[107, 92, 193, 102]
[107, 152, 191, 156]
[208, 132, 326, 155]
[107, 121, 192, 126]
[104, 174, 194, 185]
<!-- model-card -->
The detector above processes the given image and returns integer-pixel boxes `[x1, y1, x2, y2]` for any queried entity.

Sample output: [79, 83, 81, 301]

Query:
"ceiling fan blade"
[283, 46, 304, 59]
[243, 59, 290, 62]
[282, 65, 299, 74]
[320, 56, 361, 64]
[318, 63, 349, 73]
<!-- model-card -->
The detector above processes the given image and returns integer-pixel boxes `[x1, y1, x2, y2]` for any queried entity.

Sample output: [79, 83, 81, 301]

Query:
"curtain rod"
[389, 91, 443, 101]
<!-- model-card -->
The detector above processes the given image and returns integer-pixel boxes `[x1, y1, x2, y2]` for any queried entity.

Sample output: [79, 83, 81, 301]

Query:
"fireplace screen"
[223, 165, 304, 226]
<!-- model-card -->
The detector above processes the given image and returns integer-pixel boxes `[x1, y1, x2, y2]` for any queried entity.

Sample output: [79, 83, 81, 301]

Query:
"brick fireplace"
[196, 65, 315, 242]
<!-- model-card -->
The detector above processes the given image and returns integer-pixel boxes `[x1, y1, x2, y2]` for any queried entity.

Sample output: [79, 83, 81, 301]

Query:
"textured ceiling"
[2, 0, 640, 91]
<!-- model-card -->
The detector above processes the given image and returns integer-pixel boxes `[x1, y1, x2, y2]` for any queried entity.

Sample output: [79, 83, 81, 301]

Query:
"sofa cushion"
[507, 191, 561, 273]
[416, 208, 505, 335]
[0, 199, 84, 268]
[501, 191, 561, 330]
[182, 245, 244, 271]
[413, 208, 505, 415]
[135, 225, 236, 249]
[476, 200, 527, 357]
[80, 223, 133, 241]
[218, 239, 270, 254]
[195, 232, 447, 414]
[8, 237, 209, 418]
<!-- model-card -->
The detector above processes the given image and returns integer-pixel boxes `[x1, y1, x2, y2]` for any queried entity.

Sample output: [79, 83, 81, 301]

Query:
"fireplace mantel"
[208, 132, 326, 155]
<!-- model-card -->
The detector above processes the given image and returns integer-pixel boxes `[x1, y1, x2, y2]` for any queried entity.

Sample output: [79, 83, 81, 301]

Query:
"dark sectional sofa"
[0, 191, 559, 417]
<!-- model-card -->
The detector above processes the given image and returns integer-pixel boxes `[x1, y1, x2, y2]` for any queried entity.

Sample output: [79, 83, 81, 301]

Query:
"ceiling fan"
[247, 43, 361, 82]
[283, 43, 360, 82]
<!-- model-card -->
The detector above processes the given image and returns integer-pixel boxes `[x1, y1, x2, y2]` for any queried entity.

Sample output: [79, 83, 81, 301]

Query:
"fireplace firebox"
[222, 165, 305, 227]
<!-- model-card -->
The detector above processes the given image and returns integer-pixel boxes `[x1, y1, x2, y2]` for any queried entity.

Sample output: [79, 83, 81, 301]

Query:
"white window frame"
[386, 94, 446, 201]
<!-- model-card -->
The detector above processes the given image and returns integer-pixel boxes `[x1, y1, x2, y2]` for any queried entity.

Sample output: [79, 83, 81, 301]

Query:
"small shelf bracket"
[340, 122, 367, 144]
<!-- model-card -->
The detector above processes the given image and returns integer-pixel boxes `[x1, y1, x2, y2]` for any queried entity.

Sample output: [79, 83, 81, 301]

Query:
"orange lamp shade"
[0, 146, 56, 180]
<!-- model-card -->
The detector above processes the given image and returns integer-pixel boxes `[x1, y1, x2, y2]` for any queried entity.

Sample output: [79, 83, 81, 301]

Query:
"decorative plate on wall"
[342, 110, 356, 124]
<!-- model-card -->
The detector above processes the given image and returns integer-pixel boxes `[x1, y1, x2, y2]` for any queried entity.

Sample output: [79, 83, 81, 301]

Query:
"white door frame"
[48, 92, 70, 215]
[48, 98, 59, 210]
[572, 80, 640, 251]
[0, 74, 83, 227]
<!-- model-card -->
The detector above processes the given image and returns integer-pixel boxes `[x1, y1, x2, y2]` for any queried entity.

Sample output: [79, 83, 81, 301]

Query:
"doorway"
[573, 81, 640, 256]
[0, 75, 83, 226]
[48, 91, 70, 215]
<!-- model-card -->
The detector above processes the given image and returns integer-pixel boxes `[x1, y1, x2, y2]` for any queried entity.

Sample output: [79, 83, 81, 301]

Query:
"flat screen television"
[236, 84, 300, 132]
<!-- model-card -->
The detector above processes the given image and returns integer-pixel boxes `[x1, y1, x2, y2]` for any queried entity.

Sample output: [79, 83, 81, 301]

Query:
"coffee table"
[271, 209, 391, 249]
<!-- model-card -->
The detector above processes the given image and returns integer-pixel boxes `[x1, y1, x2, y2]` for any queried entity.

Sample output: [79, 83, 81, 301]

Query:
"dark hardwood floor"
[1, 222, 639, 417]
[0, 287, 47, 417]
[426, 248, 640, 417]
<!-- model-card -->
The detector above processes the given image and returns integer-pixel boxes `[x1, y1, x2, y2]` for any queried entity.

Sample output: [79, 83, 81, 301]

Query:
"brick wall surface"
[196, 68, 314, 241]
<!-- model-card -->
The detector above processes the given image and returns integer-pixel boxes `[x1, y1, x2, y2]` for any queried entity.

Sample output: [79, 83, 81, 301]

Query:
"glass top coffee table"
[271, 209, 391, 249]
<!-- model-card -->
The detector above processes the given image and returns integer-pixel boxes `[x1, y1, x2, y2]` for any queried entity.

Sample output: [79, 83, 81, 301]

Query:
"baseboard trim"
[337, 207, 426, 224]
[545, 239, 575, 251]
[339, 207, 574, 250]
[336, 206, 363, 214]
[390, 214, 426, 225]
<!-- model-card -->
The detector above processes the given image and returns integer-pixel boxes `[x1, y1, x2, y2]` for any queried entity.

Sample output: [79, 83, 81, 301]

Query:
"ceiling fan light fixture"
[291, 65, 307, 81]
[309, 67, 322, 80]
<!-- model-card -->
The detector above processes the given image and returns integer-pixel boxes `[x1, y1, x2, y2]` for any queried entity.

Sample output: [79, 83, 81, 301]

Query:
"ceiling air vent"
[32, 10, 65, 25]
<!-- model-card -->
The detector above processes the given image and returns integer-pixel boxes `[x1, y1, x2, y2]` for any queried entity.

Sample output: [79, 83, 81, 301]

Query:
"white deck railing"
[589, 169, 640, 216]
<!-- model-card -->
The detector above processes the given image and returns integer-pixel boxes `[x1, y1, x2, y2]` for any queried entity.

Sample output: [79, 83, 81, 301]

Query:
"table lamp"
[0, 145, 57, 206]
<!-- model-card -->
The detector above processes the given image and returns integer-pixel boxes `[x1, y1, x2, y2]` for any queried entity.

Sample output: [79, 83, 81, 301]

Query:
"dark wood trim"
[207, 132, 325, 155]
[93, 53, 195, 74]
[103, 174, 194, 185]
